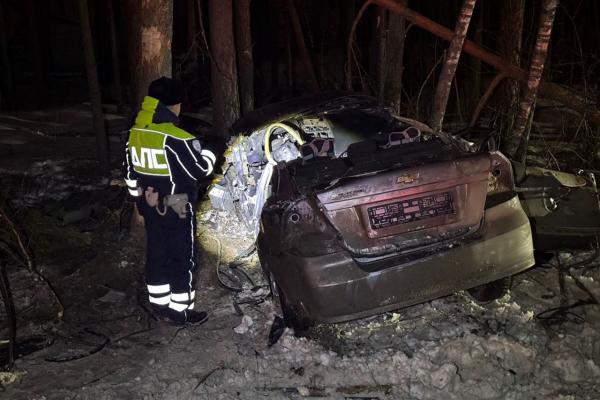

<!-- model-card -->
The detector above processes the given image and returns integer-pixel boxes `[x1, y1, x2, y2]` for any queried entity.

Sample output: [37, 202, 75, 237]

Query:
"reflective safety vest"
[124, 96, 215, 197]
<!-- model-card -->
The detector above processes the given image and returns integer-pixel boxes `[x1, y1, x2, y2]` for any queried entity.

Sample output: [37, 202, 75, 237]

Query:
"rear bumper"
[270, 196, 535, 323]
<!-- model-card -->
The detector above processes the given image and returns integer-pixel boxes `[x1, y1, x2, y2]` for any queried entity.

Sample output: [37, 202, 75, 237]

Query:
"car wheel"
[467, 276, 512, 303]
[267, 272, 313, 336]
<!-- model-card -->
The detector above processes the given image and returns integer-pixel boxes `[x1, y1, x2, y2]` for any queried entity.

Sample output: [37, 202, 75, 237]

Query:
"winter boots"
[151, 304, 208, 326]
[167, 308, 208, 326]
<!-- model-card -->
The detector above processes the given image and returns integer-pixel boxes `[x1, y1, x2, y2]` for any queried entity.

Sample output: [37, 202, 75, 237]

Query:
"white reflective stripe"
[184, 140, 200, 163]
[187, 303, 195, 310]
[184, 140, 210, 173]
[201, 156, 214, 175]
[147, 284, 170, 294]
[125, 178, 138, 188]
[201, 149, 216, 165]
[164, 149, 176, 195]
[149, 294, 170, 305]
[128, 188, 141, 196]
[171, 291, 195, 302]
[125, 140, 134, 181]
[168, 302, 188, 312]
[165, 145, 197, 181]
[188, 202, 194, 295]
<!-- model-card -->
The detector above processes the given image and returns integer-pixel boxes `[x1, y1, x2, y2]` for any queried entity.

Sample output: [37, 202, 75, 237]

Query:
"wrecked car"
[209, 93, 539, 331]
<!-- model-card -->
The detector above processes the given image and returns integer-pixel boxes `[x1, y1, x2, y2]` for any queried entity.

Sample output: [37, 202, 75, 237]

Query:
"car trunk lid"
[315, 153, 491, 255]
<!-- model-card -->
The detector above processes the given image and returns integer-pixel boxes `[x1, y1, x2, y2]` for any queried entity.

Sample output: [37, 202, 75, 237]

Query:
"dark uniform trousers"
[139, 199, 198, 311]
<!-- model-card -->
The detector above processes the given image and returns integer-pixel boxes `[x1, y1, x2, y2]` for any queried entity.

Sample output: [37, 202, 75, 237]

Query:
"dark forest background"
[0, 0, 598, 171]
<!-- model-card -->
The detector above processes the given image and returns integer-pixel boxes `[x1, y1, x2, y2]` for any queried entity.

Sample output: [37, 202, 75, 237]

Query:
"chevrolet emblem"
[396, 173, 419, 184]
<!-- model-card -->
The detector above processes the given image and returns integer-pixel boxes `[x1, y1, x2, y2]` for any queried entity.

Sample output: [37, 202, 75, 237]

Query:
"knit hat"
[148, 77, 184, 106]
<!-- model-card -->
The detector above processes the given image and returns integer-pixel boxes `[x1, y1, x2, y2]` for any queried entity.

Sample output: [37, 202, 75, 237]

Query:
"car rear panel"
[267, 196, 534, 323]
[316, 153, 491, 254]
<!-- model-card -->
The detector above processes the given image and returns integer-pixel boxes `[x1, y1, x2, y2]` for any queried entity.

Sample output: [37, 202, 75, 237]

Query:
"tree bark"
[77, 0, 109, 175]
[285, 0, 319, 93]
[429, 0, 477, 132]
[469, 5, 483, 113]
[499, 0, 525, 107]
[125, 0, 173, 108]
[210, 0, 240, 136]
[370, 0, 600, 129]
[497, 0, 525, 138]
[383, 9, 407, 114]
[187, 0, 198, 59]
[505, 0, 558, 161]
[107, 0, 123, 109]
[235, 0, 254, 115]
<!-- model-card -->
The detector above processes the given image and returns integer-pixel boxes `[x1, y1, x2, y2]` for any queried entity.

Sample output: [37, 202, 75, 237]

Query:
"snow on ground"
[3, 212, 600, 400]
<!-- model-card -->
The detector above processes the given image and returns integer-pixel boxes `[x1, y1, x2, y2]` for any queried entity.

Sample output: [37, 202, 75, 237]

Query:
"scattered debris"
[234, 315, 254, 334]
[97, 288, 127, 303]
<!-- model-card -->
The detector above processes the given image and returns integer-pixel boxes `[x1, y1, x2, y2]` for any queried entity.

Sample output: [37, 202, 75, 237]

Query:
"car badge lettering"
[396, 173, 419, 185]
[330, 188, 365, 201]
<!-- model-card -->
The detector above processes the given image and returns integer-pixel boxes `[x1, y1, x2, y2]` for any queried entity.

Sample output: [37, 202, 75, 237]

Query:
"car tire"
[266, 272, 313, 336]
[467, 276, 512, 303]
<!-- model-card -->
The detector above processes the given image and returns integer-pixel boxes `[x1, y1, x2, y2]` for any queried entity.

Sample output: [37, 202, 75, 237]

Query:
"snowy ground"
[2, 160, 600, 399]
[3, 206, 600, 400]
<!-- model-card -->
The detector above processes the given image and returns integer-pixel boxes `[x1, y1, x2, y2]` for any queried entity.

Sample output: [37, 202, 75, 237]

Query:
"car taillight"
[485, 151, 516, 208]
[281, 198, 342, 256]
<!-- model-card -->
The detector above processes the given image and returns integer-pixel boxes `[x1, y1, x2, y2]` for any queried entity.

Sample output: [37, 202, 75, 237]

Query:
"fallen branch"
[45, 329, 109, 363]
[0, 205, 64, 319]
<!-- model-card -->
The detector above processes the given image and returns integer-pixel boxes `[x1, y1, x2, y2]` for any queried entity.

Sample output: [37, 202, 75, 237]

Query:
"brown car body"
[219, 94, 598, 328]
[233, 95, 538, 327]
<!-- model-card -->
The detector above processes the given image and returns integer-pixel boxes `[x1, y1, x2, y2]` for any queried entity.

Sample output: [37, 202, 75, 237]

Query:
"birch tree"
[504, 0, 559, 161]
[429, 0, 477, 132]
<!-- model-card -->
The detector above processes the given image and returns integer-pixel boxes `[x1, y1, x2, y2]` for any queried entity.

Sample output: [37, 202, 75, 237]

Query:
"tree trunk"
[187, 0, 198, 59]
[371, 0, 600, 129]
[285, 0, 319, 93]
[0, 0, 13, 110]
[125, 0, 173, 108]
[499, 0, 525, 104]
[77, 0, 109, 175]
[24, 0, 45, 107]
[429, 0, 477, 132]
[504, 0, 558, 161]
[469, 5, 483, 114]
[210, 0, 240, 136]
[498, 0, 525, 134]
[235, 0, 254, 115]
[383, 7, 407, 114]
[107, 0, 123, 109]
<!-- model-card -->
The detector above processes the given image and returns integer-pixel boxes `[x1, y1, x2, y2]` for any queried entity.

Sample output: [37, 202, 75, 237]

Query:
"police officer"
[124, 77, 215, 325]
